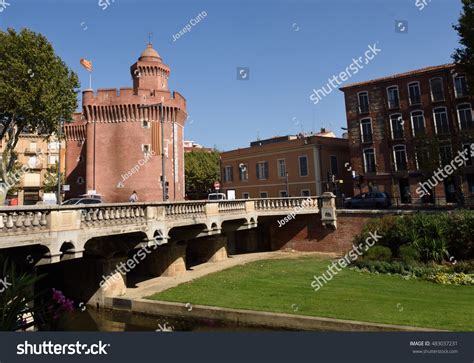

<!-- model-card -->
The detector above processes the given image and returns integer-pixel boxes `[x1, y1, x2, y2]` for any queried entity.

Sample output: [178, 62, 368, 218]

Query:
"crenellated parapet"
[64, 112, 87, 141]
[80, 88, 187, 125]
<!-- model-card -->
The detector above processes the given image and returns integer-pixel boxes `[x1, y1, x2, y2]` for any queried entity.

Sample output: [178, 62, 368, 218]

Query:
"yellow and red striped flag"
[80, 58, 93, 72]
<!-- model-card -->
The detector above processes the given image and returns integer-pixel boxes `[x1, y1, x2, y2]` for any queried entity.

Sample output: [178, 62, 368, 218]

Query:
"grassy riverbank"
[147, 257, 474, 331]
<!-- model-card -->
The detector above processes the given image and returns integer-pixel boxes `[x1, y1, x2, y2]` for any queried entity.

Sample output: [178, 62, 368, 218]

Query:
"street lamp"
[57, 118, 64, 204]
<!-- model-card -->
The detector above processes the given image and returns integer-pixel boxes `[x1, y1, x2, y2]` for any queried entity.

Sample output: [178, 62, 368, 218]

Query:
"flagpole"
[89, 71, 92, 89]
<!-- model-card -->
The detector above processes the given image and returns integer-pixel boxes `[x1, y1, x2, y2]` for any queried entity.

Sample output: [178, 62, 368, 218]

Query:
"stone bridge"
[0, 194, 336, 265]
[0, 194, 337, 305]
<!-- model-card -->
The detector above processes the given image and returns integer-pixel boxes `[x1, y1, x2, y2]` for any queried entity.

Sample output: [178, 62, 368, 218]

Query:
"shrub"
[452, 261, 474, 274]
[353, 211, 474, 262]
[351, 259, 444, 279]
[398, 245, 420, 263]
[411, 234, 448, 263]
[440, 210, 474, 260]
[364, 246, 392, 261]
[353, 216, 407, 254]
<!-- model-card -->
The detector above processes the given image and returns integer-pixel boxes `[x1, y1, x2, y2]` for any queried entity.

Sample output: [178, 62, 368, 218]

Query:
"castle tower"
[130, 43, 170, 92]
[64, 43, 187, 203]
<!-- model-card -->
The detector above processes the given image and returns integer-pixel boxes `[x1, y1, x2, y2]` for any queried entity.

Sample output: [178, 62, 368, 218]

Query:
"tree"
[185, 150, 220, 199]
[0, 28, 79, 190]
[453, 0, 474, 93]
[42, 164, 64, 193]
[0, 149, 22, 201]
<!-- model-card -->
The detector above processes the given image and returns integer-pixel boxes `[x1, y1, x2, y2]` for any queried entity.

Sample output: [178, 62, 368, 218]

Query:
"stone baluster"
[40, 212, 47, 226]
[6, 214, 14, 228]
[24, 213, 32, 227]
[15, 213, 23, 228]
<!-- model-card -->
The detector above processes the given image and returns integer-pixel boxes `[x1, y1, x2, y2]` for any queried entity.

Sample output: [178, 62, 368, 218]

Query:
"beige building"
[220, 130, 352, 199]
[0, 133, 65, 205]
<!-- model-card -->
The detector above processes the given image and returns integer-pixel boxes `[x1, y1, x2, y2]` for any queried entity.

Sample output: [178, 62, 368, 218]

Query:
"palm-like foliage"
[0, 257, 48, 331]
[408, 214, 449, 263]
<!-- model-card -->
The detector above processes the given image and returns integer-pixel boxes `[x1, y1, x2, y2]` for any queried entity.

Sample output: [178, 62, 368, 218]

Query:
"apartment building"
[0, 133, 65, 205]
[220, 130, 352, 199]
[340, 64, 473, 204]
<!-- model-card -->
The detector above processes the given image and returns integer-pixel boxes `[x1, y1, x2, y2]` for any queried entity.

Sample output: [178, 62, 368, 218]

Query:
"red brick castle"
[64, 43, 187, 202]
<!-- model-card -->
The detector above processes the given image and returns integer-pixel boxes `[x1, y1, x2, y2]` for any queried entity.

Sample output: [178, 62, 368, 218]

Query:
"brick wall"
[260, 212, 378, 254]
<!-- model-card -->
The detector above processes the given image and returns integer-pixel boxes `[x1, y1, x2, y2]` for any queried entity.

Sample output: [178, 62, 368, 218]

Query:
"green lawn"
[147, 257, 474, 331]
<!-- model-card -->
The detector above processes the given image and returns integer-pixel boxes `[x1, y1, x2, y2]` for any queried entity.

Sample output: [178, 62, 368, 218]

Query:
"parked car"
[343, 192, 391, 209]
[79, 194, 103, 201]
[62, 198, 102, 206]
[207, 193, 226, 201]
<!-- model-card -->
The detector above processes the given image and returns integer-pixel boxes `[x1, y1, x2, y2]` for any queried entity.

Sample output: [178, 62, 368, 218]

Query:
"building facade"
[184, 140, 213, 153]
[64, 43, 187, 202]
[0, 134, 65, 205]
[220, 131, 352, 199]
[340, 64, 473, 205]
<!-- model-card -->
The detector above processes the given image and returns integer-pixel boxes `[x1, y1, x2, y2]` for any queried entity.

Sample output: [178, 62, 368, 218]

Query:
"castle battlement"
[82, 88, 186, 111]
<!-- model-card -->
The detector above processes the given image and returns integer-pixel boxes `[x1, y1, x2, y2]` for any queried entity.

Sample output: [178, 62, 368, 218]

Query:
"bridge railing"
[164, 201, 207, 217]
[80, 204, 147, 226]
[0, 208, 50, 232]
[0, 195, 334, 236]
[217, 200, 247, 213]
[253, 196, 320, 211]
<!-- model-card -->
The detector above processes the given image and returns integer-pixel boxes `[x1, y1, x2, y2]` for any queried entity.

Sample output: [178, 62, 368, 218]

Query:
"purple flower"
[62, 299, 75, 312]
[52, 288, 66, 304]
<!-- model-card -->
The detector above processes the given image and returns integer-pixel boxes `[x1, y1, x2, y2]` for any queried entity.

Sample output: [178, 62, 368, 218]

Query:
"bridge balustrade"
[165, 201, 207, 217]
[217, 201, 246, 213]
[80, 204, 147, 226]
[254, 197, 319, 211]
[0, 208, 50, 232]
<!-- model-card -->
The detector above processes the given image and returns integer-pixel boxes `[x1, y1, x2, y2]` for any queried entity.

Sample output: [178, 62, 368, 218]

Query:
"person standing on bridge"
[129, 190, 138, 203]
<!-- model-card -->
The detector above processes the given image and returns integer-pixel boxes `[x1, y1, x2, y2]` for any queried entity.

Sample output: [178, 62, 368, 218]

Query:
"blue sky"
[0, 0, 463, 150]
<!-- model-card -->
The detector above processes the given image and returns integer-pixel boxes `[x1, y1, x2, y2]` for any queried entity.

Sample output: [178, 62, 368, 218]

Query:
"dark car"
[343, 192, 391, 209]
[61, 198, 102, 206]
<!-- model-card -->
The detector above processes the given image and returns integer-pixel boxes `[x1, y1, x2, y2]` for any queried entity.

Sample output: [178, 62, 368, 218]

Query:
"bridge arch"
[82, 232, 148, 258]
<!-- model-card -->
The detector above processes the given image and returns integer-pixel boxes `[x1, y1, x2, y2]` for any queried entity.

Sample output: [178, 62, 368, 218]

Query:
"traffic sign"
[213, 181, 220, 190]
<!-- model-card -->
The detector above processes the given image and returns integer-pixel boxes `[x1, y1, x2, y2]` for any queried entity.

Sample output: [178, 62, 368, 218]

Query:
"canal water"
[58, 309, 278, 332]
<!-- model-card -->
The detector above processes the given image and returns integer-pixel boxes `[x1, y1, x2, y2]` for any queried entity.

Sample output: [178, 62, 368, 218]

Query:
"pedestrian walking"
[129, 190, 138, 203]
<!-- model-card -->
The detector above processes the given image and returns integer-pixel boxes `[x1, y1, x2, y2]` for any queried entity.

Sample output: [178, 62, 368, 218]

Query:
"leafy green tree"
[0, 28, 79, 180]
[453, 0, 474, 93]
[42, 164, 64, 193]
[185, 150, 220, 198]
[0, 149, 22, 200]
